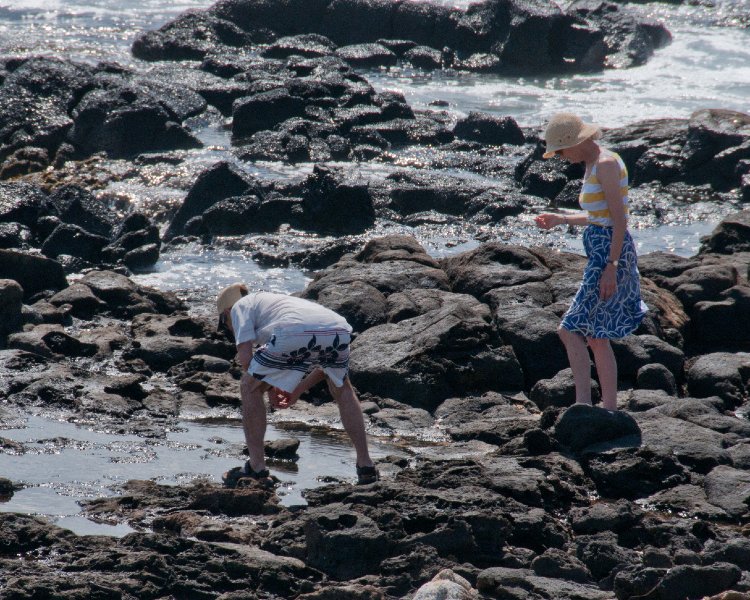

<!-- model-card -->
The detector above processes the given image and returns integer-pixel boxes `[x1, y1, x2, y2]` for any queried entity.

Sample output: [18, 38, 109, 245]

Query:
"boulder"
[303, 259, 450, 301]
[300, 165, 375, 233]
[80, 270, 184, 318]
[69, 83, 202, 158]
[691, 285, 750, 349]
[303, 504, 390, 580]
[704, 465, 750, 520]
[47, 185, 116, 238]
[49, 283, 107, 320]
[531, 548, 593, 584]
[644, 484, 730, 521]
[611, 334, 685, 381]
[554, 404, 641, 452]
[655, 563, 743, 600]
[335, 43, 397, 68]
[262, 34, 337, 59]
[0, 279, 23, 345]
[530, 368, 601, 410]
[132, 10, 255, 61]
[0, 57, 92, 166]
[232, 88, 308, 138]
[444, 243, 552, 298]
[350, 303, 524, 410]
[477, 566, 611, 600]
[125, 312, 231, 370]
[386, 170, 486, 216]
[453, 112, 525, 146]
[583, 445, 689, 500]
[386, 288, 488, 324]
[41, 223, 109, 263]
[403, 45, 444, 70]
[686, 352, 750, 407]
[568, 499, 642, 536]
[682, 109, 750, 188]
[635, 409, 731, 474]
[165, 161, 263, 240]
[0, 249, 67, 299]
[0, 181, 50, 229]
[315, 281, 388, 333]
[492, 305, 568, 386]
[635, 363, 677, 395]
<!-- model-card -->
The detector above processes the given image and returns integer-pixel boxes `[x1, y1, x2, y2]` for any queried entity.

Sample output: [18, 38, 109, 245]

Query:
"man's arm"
[236, 340, 254, 372]
[270, 368, 326, 409]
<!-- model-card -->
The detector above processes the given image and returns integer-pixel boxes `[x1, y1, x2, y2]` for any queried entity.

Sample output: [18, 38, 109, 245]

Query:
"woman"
[534, 113, 648, 411]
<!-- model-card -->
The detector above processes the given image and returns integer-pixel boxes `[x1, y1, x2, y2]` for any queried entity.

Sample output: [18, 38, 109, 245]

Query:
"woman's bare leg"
[558, 327, 592, 405]
[588, 338, 618, 410]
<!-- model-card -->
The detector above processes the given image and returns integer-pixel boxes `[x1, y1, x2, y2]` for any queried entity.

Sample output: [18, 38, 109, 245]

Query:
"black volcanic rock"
[165, 161, 264, 239]
[139, 0, 672, 74]
[132, 9, 257, 61]
[0, 249, 67, 299]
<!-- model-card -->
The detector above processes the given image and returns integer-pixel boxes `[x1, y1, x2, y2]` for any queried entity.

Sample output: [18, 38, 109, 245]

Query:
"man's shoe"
[356, 464, 379, 485]
[222, 461, 275, 488]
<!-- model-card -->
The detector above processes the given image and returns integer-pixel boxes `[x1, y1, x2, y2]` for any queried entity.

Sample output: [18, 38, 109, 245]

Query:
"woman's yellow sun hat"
[543, 113, 601, 158]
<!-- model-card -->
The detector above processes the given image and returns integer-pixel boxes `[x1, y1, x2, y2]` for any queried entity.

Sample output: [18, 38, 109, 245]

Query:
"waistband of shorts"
[272, 324, 352, 337]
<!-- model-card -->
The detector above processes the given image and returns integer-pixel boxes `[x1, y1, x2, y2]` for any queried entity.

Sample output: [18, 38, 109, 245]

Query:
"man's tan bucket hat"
[543, 113, 601, 158]
[216, 282, 248, 329]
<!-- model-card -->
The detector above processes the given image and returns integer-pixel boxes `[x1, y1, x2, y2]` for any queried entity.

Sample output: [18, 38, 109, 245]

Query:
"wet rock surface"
[137, 0, 672, 74]
[1, 1, 750, 598]
[1, 223, 750, 598]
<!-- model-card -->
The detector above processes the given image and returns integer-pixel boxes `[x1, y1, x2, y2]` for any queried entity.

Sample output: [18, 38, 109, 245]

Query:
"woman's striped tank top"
[579, 150, 629, 227]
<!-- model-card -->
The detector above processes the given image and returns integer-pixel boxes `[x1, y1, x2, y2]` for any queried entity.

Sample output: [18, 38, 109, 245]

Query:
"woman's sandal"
[222, 462, 276, 489]
[356, 464, 379, 485]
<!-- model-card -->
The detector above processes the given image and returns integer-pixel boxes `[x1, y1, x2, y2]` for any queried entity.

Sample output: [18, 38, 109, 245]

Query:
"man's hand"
[269, 387, 298, 409]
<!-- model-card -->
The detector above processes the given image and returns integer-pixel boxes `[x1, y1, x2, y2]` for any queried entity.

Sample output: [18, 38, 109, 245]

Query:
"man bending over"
[217, 283, 378, 486]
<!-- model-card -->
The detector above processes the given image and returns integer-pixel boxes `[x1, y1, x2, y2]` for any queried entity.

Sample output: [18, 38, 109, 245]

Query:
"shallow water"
[0, 413, 404, 536]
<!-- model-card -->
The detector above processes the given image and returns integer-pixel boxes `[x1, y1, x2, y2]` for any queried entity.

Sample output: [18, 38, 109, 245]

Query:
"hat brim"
[543, 124, 601, 159]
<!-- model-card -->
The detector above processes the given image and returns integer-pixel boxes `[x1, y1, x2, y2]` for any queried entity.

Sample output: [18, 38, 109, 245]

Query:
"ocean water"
[1, 0, 749, 534]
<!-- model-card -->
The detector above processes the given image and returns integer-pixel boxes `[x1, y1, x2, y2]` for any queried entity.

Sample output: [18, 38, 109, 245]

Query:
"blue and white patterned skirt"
[560, 225, 648, 339]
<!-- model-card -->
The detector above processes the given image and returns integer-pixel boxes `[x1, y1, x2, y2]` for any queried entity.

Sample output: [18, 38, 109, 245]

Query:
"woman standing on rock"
[535, 113, 648, 411]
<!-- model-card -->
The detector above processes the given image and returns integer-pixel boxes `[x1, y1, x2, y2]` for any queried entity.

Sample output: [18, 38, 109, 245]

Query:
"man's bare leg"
[240, 373, 270, 472]
[558, 326, 593, 405]
[328, 378, 374, 469]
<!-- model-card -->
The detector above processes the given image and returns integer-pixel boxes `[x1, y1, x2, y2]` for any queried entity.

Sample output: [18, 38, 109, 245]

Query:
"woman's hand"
[599, 265, 617, 300]
[535, 213, 564, 230]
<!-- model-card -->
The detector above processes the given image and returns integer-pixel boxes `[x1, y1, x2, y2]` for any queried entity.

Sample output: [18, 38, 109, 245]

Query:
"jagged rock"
[165, 161, 263, 239]
[0, 249, 67, 299]
[636, 362, 678, 395]
[453, 112, 525, 146]
[132, 9, 256, 61]
[530, 368, 601, 409]
[554, 405, 641, 452]
[477, 566, 611, 599]
[350, 302, 523, 410]
[686, 352, 750, 407]
[0, 279, 23, 346]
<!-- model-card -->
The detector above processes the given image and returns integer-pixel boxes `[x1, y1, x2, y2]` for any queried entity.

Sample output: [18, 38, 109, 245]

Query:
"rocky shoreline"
[2, 0, 750, 598]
